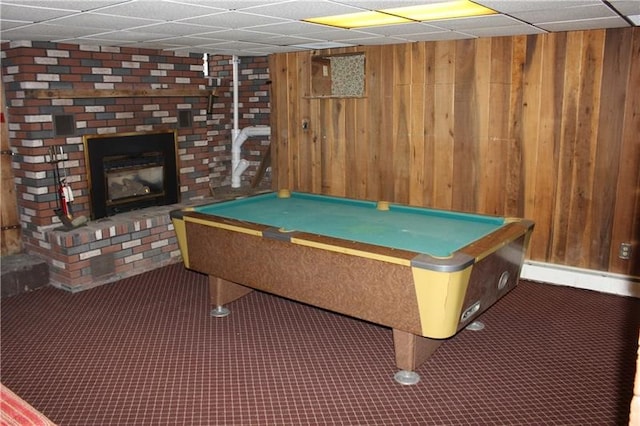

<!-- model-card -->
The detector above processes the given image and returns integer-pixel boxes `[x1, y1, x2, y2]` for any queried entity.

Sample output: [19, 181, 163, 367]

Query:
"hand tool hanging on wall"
[48, 147, 61, 211]
[49, 145, 71, 226]
[59, 146, 74, 216]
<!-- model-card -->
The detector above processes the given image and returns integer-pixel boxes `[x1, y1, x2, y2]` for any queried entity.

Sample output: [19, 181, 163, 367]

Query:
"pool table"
[171, 190, 534, 385]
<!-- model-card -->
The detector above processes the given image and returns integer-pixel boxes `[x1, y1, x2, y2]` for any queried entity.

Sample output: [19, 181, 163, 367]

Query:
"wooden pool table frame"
[171, 192, 534, 384]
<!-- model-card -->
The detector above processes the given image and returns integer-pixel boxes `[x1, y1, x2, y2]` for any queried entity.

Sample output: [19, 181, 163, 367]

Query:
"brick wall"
[1, 41, 271, 291]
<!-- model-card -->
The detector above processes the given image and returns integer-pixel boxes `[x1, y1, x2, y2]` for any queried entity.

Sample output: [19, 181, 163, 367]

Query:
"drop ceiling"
[1, 0, 638, 56]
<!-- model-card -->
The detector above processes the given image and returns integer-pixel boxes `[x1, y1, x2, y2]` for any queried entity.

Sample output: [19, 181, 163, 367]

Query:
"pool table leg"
[393, 329, 444, 385]
[209, 276, 253, 317]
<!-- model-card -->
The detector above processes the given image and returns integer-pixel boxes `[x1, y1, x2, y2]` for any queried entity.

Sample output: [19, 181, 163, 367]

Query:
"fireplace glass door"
[104, 153, 165, 206]
[84, 131, 179, 219]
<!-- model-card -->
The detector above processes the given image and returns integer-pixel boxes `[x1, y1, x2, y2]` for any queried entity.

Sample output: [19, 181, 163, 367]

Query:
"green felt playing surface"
[195, 192, 505, 257]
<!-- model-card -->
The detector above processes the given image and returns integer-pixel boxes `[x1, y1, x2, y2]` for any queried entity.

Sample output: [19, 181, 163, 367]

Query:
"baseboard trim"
[521, 260, 640, 298]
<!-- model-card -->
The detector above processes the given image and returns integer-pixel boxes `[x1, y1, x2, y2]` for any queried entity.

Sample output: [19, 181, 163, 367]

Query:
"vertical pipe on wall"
[232, 55, 240, 150]
[231, 55, 241, 186]
[229, 55, 271, 188]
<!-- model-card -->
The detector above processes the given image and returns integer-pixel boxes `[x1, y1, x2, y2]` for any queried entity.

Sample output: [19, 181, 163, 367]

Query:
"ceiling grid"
[0, 0, 638, 56]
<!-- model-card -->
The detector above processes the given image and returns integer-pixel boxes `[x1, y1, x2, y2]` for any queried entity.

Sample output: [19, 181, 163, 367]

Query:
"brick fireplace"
[1, 41, 271, 291]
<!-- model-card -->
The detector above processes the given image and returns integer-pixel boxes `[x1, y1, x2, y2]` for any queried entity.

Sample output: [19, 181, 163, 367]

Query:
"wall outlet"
[619, 243, 632, 260]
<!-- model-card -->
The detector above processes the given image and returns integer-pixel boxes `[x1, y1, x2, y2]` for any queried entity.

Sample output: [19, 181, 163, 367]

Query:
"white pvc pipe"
[231, 55, 241, 186]
[229, 55, 271, 188]
[232, 160, 250, 188]
[231, 126, 271, 188]
[232, 55, 239, 136]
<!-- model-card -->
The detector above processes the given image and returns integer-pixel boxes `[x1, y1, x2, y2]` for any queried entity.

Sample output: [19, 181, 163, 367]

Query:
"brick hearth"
[46, 203, 185, 292]
[1, 41, 271, 291]
[45, 183, 271, 292]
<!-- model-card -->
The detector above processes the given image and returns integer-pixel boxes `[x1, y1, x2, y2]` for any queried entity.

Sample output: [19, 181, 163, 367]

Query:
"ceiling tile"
[165, 0, 275, 9]
[49, 12, 162, 30]
[510, 3, 617, 23]
[606, 0, 640, 15]
[196, 28, 287, 42]
[0, 0, 128, 9]
[464, 25, 548, 38]
[429, 14, 525, 31]
[400, 31, 476, 42]
[2, 23, 106, 40]
[239, 0, 366, 20]
[348, 22, 444, 36]
[258, 34, 324, 46]
[178, 10, 291, 28]
[342, 36, 410, 46]
[239, 21, 326, 36]
[476, 0, 605, 14]
[96, 1, 226, 20]
[127, 22, 224, 36]
[291, 27, 384, 42]
[537, 16, 630, 31]
[0, 3, 79, 22]
[333, 0, 452, 9]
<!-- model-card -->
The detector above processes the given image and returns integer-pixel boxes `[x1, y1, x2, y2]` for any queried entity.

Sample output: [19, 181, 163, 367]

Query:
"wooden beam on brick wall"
[251, 144, 271, 188]
[24, 88, 216, 99]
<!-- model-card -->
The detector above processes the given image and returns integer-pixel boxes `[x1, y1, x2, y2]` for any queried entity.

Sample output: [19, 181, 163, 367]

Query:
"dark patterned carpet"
[1, 263, 639, 425]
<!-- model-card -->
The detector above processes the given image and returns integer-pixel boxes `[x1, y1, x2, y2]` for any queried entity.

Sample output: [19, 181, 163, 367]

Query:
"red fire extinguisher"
[58, 178, 70, 216]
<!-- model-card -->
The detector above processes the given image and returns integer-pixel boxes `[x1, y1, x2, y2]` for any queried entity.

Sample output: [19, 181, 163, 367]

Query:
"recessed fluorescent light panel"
[304, 10, 412, 29]
[304, 0, 496, 29]
[382, 1, 496, 22]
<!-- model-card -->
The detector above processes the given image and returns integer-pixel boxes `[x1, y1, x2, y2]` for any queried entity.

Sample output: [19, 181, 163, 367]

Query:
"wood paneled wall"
[0, 81, 21, 256]
[269, 27, 640, 275]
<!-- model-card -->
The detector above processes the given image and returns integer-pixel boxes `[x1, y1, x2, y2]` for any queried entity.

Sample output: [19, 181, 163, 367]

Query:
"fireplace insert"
[84, 131, 179, 219]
